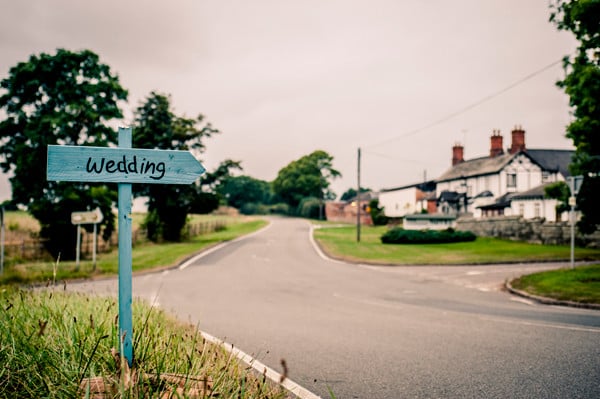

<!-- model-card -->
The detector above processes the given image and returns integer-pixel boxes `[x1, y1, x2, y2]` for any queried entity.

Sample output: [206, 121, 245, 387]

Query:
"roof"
[510, 183, 552, 200]
[380, 180, 436, 193]
[436, 149, 572, 183]
[476, 192, 514, 210]
[438, 190, 466, 203]
[526, 149, 573, 178]
[404, 213, 456, 221]
[436, 153, 516, 182]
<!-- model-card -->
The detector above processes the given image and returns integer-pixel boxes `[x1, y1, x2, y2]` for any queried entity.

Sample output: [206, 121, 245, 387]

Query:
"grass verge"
[1, 218, 267, 285]
[510, 264, 600, 304]
[0, 288, 288, 398]
[313, 225, 600, 265]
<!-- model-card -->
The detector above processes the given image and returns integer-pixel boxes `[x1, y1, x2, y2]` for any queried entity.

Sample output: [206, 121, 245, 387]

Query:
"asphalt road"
[75, 217, 600, 398]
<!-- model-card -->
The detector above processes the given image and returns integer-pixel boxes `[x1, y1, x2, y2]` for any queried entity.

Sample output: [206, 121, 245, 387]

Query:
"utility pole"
[357, 147, 361, 242]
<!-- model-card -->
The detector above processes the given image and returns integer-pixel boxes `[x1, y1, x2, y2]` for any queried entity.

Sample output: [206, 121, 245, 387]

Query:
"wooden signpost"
[47, 127, 205, 366]
[71, 208, 104, 271]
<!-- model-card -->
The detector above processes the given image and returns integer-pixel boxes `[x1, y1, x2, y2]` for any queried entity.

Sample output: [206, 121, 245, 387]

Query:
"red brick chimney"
[490, 129, 504, 158]
[452, 143, 464, 166]
[509, 125, 526, 154]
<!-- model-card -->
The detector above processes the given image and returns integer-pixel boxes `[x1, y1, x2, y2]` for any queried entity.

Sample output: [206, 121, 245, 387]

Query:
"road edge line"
[198, 330, 322, 399]
[178, 219, 273, 270]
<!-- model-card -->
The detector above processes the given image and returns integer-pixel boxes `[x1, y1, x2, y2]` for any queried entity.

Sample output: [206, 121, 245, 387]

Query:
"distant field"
[313, 224, 600, 265]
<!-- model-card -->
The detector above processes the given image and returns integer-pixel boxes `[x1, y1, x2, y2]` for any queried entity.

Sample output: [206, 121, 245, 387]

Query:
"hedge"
[381, 228, 477, 244]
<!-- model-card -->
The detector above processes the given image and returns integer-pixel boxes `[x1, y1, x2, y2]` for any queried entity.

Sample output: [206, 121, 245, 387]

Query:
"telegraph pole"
[357, 147, 361, 242]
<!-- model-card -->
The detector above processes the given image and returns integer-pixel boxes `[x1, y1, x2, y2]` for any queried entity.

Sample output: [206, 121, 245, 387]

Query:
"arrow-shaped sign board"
[71, 207, 104, 225]
[47, 145, 205, 184]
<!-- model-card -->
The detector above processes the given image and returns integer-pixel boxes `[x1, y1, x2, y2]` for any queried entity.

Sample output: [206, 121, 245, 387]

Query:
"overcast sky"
[0, 0, 577, 201]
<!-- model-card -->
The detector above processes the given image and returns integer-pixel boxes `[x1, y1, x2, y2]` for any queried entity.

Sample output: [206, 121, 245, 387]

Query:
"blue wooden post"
[46, 126, 205, 368]
[118, 127, 133, 366]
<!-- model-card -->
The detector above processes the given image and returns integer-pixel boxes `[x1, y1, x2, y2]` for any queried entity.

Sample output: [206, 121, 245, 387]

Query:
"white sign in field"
[71, 208, 104, 225]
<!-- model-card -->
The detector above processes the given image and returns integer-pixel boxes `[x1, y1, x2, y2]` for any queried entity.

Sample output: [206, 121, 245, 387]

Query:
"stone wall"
[456, 216, 600, 247]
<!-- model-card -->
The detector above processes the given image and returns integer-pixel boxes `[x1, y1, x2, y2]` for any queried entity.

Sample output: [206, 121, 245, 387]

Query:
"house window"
[534, 203, 541, 218]
[518, 203, 524, 216]
[542, 171, 550, 183]
[507, 173, 517, 188]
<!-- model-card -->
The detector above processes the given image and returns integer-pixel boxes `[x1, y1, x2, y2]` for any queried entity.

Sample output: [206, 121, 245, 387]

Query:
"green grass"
[313, 225, 600, 265]
[511, 264, 600, 304]
[1, 218, 267, 285]
[0, 288, 288, 398]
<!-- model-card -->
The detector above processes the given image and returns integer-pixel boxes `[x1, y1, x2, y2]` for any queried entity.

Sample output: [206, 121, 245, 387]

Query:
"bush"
[239, 202, 270, 215]
[381, 227, 477, 244]
[268, 203, 290, 215]
[297, 197, 323, 219]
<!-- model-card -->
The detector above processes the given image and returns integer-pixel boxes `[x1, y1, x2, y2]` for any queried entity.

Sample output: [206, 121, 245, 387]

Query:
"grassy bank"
[313, 225, 600, 265]
[1, 217, 267, 285]
[0, 288, 287, 398]
[510, 264, 600, 304]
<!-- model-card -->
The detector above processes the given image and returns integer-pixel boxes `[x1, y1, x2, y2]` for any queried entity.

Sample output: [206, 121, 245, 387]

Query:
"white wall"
[379, 187, 422, 217]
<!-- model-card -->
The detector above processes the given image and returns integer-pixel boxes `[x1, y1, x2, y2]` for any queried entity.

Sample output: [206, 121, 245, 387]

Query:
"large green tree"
[133, 91, 217, 241]
[0, 49, 127, 258]
[218, 175, 272, 210]
[551, 0, 600, 233]
[272, 150, 340, 211]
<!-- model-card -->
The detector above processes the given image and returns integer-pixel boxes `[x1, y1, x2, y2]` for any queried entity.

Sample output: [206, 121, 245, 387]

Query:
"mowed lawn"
[313, 225, 600, 265]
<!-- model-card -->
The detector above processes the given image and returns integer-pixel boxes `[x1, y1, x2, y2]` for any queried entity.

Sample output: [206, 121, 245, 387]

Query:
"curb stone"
[505, 280, 600, 311]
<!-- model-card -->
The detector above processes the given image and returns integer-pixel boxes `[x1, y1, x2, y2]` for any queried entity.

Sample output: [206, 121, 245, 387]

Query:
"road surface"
[74, 217, 600, 398]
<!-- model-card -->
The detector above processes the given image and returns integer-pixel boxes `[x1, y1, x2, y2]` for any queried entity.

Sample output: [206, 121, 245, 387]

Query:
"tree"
[340, 187, 371, 202]
[218, 175, 272, 210]
[550, 0, 600, 233]
[368, 199, 389, 226]
[272, 150, 341, 211]
[0, 49, 127, 258]
[544, 181, 570, 217]
[132, 91, 220, 241]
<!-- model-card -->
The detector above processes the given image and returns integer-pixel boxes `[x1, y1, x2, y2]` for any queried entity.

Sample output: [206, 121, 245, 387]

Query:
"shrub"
[381, 227, 476, 244]
[297, 197, 323, 219]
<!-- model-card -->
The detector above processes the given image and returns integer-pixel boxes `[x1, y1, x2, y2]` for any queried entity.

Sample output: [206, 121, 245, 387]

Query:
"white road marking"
[178, 221, 273, 270]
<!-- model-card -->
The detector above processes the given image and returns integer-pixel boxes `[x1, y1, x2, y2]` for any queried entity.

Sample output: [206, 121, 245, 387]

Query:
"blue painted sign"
[47, 145, 205, 184]
[46, 127, 206, 367]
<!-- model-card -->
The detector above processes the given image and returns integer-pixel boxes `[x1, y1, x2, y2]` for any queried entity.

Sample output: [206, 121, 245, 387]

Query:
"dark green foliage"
[369, 199, 389, 226]
[297, 197, 323, 219]
[381, 227, 477, 244]
[0, 49, 127, 259]
[340, 187, 370, 201]
[133, 92, 223, 242]
[550, 0, 600, 233]
[272, 150, 340, 210]
[189, 191, 220, 214]
[544, 181, 570, 214]
[218, 175, 272, 209]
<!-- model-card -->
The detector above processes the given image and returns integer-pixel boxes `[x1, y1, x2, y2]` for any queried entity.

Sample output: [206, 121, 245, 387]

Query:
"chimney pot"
[510, 126, 526, 154]
[490, 130, 504, 158]
[452, 143, 464, 166]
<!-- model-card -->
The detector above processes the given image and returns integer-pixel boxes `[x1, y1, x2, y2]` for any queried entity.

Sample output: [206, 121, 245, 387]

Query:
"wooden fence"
[2, 219, 229, 262]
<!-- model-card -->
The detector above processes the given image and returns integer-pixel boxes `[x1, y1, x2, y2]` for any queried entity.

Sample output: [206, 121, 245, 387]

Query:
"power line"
[366, 58, 564, 150]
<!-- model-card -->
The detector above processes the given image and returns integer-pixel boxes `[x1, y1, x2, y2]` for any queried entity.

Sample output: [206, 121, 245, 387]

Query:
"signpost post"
[71, 208, 104, 270]
[568, 175, 584, 269]
[47, 127, 205, 366]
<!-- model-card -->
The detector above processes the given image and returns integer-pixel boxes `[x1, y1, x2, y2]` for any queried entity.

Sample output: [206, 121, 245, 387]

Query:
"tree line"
[0, 49, 342, 260]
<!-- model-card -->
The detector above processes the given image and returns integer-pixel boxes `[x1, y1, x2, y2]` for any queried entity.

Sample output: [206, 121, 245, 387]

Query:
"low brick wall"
[456, 216, 600, 247]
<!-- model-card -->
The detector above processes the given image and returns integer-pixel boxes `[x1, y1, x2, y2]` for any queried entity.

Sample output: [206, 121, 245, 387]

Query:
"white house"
[508, 183, 568, 222]
[435, 127, 573, 218]
[379, 181, 436, 218]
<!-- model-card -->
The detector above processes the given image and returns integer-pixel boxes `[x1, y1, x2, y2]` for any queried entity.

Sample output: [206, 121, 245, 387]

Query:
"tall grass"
[0, 288, 288, 398]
